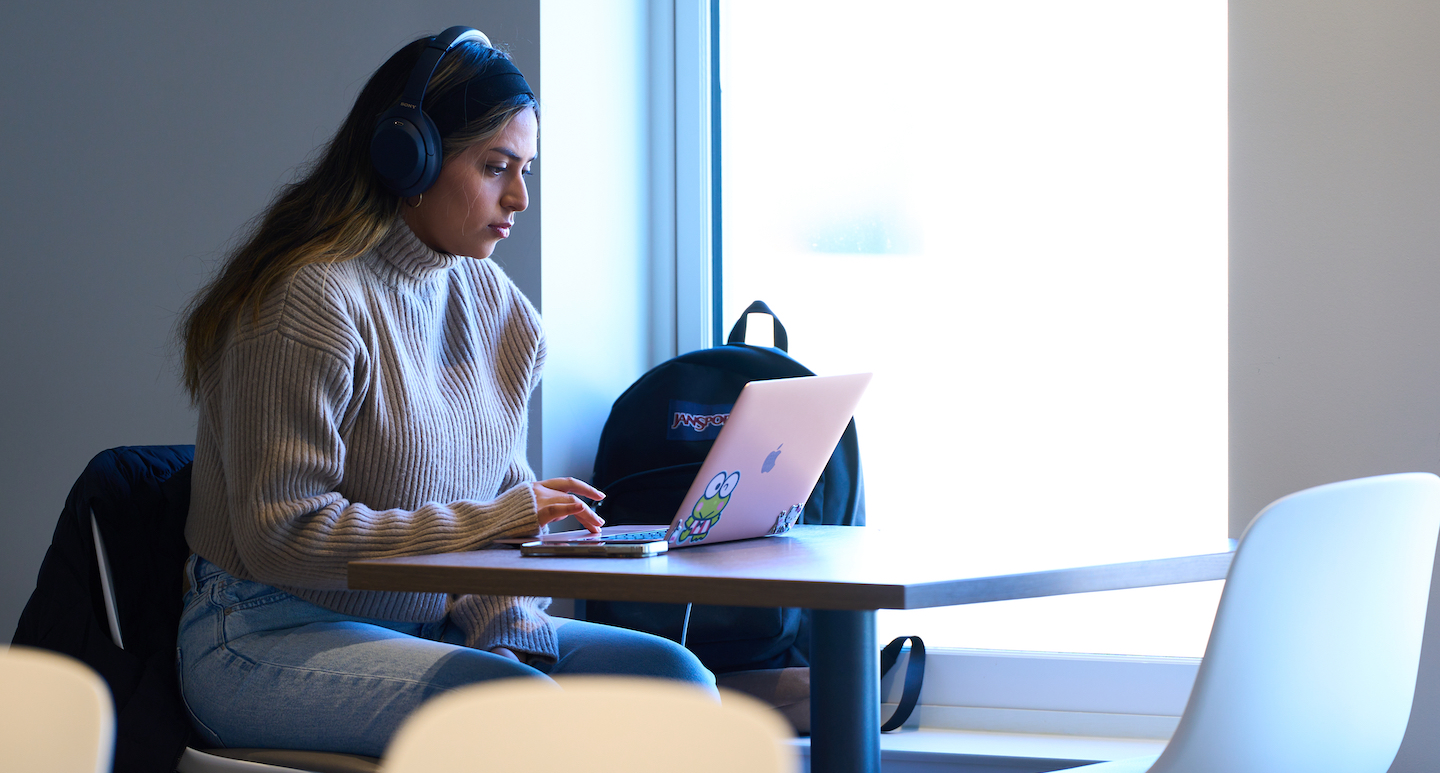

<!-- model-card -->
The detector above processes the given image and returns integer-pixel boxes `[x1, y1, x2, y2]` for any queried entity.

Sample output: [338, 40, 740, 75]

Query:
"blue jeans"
[176, 555, 714, 757]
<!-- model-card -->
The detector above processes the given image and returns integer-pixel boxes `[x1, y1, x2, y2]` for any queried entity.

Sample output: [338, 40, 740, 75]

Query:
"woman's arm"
[211, 330, 543, 591]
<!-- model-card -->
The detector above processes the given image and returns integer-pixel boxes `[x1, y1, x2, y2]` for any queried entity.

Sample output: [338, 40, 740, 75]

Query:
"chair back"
[382, 676, 797, 773]
[0, 646, 115, 773]
[1153, 473, 1440, 773]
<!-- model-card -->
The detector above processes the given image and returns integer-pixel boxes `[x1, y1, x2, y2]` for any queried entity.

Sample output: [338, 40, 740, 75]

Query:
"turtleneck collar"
[367, 220, 466, 287]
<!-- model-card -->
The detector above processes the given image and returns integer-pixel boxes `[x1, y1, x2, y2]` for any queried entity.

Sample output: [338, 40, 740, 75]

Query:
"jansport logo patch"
[667, 400, 733, 440]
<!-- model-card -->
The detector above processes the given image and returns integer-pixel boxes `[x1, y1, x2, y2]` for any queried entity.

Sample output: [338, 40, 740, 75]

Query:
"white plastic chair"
[382, 676, 798, 773]
[1066, 472, 1440, 773]
[0, 646, 116, 773]
[91, 513, 379, 773]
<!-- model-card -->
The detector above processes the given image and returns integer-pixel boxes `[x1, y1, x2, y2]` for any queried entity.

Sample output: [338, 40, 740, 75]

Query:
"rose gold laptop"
[529, 373, 870, 550]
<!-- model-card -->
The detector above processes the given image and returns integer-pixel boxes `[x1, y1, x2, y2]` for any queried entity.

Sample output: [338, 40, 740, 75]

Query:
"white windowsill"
[787, 647, 1190, 771]
[880, 648, 1196, 735]
[886, 704, 1177, 741]
[787, 728, 1166, 772]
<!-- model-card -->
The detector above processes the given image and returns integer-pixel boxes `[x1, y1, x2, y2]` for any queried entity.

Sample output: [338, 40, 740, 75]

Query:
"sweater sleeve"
[453, 326, 556, 659]
[499, 329, 546, 493]
[449, 594, 557, 662]
[216, 329, 542, 591]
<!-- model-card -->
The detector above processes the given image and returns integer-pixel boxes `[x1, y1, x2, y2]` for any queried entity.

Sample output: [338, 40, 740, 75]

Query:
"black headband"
[427, 57, 534, 139]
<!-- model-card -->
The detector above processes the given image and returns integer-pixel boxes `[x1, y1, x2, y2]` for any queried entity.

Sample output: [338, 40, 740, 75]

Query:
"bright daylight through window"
[718, 0, 1229, 656]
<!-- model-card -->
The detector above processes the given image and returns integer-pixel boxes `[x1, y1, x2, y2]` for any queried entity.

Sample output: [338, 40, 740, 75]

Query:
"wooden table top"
[347, 525, 1232, 611]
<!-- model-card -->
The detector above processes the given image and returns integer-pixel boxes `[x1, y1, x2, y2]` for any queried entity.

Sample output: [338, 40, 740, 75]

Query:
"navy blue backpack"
[584, 301, 864, 673]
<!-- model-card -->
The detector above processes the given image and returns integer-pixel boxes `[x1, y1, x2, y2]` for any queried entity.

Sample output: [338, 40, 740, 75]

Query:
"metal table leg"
[810, 609, 879, 773]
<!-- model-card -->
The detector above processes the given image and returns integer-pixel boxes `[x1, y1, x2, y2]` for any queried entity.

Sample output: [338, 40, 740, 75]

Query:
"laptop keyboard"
[574, 529, 669, 542]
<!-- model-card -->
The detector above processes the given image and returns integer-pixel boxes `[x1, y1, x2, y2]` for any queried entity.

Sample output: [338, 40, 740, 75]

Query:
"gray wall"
[1230, 2, 1440, 768]
[1230, 0, 1440, 533]
[0, 1, 540, 642]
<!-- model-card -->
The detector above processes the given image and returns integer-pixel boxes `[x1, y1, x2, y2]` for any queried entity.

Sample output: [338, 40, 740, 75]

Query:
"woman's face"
[402, 107, 537, 260]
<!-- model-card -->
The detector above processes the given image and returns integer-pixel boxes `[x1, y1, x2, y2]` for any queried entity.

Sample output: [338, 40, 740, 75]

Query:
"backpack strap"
[879, 635, 926, 732]
[726, 300, 790, 352]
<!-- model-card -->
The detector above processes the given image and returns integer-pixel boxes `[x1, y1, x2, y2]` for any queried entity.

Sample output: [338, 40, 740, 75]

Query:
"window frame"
[672, 0, 718, 355]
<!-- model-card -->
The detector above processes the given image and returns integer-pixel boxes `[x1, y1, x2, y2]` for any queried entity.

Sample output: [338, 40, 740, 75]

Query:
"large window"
[716, 0, 1229, 656]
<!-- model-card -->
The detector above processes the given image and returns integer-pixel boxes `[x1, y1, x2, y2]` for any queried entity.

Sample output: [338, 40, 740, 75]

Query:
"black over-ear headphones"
[370, 26, 491, 197]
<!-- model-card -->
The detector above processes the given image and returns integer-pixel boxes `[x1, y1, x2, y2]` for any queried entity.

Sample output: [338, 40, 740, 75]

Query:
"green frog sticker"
[675, 471, 740, 544]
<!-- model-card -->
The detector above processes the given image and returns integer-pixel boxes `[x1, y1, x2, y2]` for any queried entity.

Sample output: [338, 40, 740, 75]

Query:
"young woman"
[176, 27, 713, 757]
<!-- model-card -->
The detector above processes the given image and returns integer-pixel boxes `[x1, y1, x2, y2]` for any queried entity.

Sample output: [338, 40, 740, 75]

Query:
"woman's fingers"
[537, 476, 606, 502]
[532, 477, 607, 534]
[536, 500, 604, 532]
[488, 646, 520, 662]
[535, 498, 583, 522]
[533, 482, 606, 533]
[570, 503, 605, 533]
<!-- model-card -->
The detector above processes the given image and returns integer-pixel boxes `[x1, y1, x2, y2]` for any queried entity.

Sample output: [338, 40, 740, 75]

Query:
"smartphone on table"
[519, 539, 668, 558]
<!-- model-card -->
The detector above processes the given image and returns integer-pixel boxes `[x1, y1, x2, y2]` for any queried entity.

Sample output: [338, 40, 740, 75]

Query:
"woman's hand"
[489, 646, 521, 662]
[532, 477, 606, 533]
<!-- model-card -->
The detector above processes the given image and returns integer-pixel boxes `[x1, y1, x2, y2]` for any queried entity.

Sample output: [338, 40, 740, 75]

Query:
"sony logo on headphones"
[400, 101, 418, 109]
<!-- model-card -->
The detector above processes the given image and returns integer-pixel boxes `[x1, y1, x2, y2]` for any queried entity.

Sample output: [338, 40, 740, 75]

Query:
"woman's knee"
[553, 621, 716, 689]
[633, 635, 714, 684]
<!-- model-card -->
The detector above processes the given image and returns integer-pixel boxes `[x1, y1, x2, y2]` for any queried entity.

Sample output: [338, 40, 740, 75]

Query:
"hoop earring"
[406, 194, 423, 209]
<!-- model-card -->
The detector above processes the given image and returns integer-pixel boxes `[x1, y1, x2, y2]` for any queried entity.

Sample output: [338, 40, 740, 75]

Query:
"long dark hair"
[179, 35, 538, 398]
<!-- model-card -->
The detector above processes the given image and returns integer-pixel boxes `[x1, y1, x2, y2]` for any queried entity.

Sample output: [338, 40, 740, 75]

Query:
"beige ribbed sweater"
[186, 222, 557, 659]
